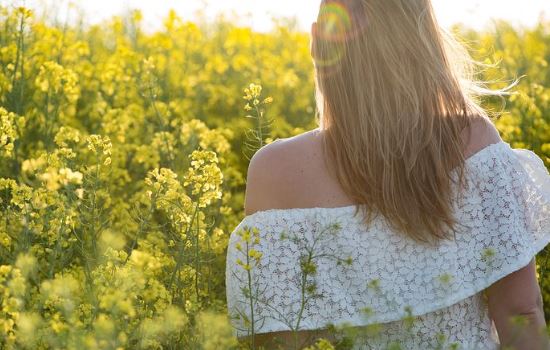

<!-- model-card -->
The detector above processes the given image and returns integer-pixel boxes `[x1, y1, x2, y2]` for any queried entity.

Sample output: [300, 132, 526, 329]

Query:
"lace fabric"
[225, 141, 550, 349]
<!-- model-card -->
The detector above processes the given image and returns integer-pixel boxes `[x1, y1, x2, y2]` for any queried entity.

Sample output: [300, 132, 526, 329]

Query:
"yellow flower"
[248, 248, 262, 261]
[0, 108, 24, 158]
[438, 273, 453, 286]
[15, 253, 37, 278]
[243, 83, 262, 101]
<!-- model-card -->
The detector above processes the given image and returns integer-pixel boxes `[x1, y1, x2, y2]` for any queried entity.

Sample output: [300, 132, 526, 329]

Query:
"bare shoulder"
[244, 129, 322, 216]
[461, 116, 503, 159]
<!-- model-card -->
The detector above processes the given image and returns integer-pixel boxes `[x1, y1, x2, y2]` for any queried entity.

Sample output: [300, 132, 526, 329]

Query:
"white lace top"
[226, 141, 550, 349]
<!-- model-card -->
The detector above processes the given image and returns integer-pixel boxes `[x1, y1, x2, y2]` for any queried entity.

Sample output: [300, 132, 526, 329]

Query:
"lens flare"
[318, 3, 352, 42]
[313, 1, 368, 72]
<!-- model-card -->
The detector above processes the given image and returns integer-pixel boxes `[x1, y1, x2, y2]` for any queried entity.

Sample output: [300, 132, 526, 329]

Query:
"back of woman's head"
[311, 0, 513, 244]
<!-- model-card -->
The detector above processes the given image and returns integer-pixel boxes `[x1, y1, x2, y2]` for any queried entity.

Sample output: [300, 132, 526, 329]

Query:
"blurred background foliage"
[0, 4, 549, 349]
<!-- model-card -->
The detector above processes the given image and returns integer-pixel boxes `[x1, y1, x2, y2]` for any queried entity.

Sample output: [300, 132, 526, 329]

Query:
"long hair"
[312, 0, 515, 245]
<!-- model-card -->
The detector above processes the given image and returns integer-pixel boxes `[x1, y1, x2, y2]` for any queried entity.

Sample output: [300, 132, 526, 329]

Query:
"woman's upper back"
[243, 116, 500, 216]
[227, 117, 550, 348]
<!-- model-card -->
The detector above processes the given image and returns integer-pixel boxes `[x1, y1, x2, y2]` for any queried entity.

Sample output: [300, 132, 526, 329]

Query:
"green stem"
[246, 241, 256, 350]
[194, 205, 200, 301]
[294, 252, 313, 349]
[168, 197, 200, 290]
[255, 105, 263, 149]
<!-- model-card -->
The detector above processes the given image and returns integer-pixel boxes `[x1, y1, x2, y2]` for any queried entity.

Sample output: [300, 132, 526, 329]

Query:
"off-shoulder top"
[225, 141, 550, 349]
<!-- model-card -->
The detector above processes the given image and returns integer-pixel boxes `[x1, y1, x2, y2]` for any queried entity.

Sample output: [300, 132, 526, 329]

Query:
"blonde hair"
[312, 0, 515, 244]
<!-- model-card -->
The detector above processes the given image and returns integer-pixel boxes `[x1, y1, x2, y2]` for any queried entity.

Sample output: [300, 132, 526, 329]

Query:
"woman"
[226, 0, 550, 349]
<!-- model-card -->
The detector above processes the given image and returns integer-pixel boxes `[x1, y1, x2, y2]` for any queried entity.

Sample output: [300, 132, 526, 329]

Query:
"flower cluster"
[234, 226, 262, 271]
[38, 167, 83, 191]
[0, 108, 25, 158]
[184, 150, 223, 208]
[87, 134, 113, 166]
[35, 61, 80, 104]
[243, 83, 274, 110]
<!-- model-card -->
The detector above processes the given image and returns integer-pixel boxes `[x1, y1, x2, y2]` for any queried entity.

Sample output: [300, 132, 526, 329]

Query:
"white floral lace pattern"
[225, 141, 550, 349]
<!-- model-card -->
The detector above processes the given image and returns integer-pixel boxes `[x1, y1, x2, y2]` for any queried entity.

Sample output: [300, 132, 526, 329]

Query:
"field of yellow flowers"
[0, 5, 549, 349]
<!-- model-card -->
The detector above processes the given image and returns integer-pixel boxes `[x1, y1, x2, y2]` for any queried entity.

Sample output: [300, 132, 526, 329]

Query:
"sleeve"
[449, 143, 550, 297]
[346, 142, 550, 323]
[355, 142, 550, 322]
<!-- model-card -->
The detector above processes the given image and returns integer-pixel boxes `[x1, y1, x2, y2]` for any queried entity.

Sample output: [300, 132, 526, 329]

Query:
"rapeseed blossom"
[0, 3, 548, 349]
